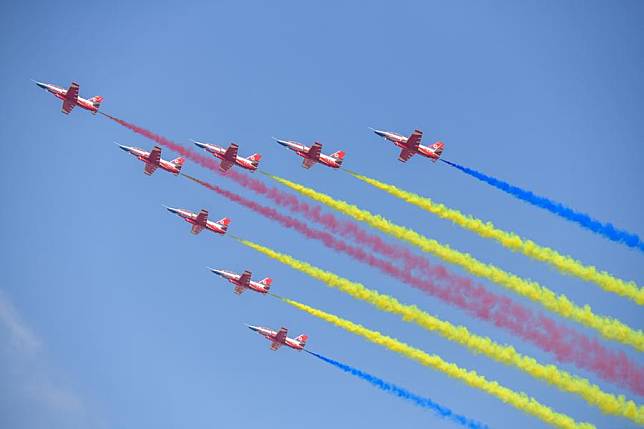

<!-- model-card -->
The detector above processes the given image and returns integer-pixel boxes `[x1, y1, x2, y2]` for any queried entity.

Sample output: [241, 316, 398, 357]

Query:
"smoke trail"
[305, 351, 489, 429]
[99, 114, 454, 280]
[103, 117, 643, 393]
[99, 112, 451, 281]
[182, 173, 644, 396]
[238, 238, 643, 422]
[347, 171, 643, 305]
[441, 160, 644, 252]
[101, 112, 238, 174]
[266, 173, 644, 352]
[279, 297, 595, 429]
[99, 113, 472, 281]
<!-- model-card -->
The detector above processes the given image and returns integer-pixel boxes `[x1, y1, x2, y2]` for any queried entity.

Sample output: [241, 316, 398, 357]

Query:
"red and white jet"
[208, 268, 272, 295]
[164, 206, 231, 235]
[34, 80, 103, 115]
[274, 138, 345, 169]
[118, 144, 185, 176]
[371, 128, 444, 163]
[247, 325, 308, 351]
[193, 140, 261, 172]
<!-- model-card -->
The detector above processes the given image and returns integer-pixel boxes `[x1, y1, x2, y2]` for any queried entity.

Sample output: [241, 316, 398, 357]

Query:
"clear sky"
[1, 1, 642, 428]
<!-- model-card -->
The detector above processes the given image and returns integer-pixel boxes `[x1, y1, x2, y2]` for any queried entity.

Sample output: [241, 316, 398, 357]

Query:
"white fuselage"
[377, 131, 440, 159]
[278, 140, 341, 168]
[127, 147, 180, 174]
[251, 326, 305, 350]
[200, 143, 258, 171]
[216, 270, 269, 294]
[174, 209, 226, 233]
[42, 83, 98, 113]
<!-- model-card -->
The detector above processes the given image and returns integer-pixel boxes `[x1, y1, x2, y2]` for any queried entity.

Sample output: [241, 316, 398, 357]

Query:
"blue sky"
[1, 1, 642, 428]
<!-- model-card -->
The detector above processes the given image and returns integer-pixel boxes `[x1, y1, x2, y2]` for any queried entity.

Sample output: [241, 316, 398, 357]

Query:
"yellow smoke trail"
[239, 238, 642, 423]
[347, 171, 643, 305]
[279, 297, 594, 429]
[266, 173, 644, 351]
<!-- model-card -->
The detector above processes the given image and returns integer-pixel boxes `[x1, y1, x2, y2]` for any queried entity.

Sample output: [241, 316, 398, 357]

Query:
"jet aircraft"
[208, 268, 272, 295]
[118, 144, 185, 176]
[34, 80, 103, 115]
[165, 207, 230, 235]
[274, 138, 345, 169]
[193, 140, 261, 172]
[247, 325, 308, 351]
[370, 128, 444, 162]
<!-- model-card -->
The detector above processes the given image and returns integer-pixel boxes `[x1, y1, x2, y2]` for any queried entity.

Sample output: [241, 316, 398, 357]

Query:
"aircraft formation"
[34, 80, 643, 429]
[35, 79, 446, 352]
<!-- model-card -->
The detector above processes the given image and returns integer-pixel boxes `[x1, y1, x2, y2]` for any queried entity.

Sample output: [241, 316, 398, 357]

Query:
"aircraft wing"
[307, 142, 322, 160]
[61, 100, 75, 114]
[302, 158, 316, 169]
[144, 163, 159, 175]
[275, 327, 287, 343]
[144, 146, 162, 175]
[406, 130, 422, 149]
[148, 146, 161, 164]
[270, 342, 282, 351]
[238, 270, 252, 287]
[66, 82, 80, 102]
[191, 224, 204, 235]
[223, 143, 239, 160]
[195, 209, 208, 225]
[398, 148, 416, 162]
[61, 82, 80, 114]
[219, 159, 234, 172]
[233, 285, 246, 295]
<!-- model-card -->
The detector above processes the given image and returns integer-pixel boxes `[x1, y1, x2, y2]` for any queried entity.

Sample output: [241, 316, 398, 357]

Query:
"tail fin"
[331, 150, 345, 165]
[216, 217, 231, 231]
[259, 277, 272, 290]
[171, 157, 185, 171]
[247, 153, 262, 167]
[295, 334, 308, 346]
[431, 141, 444, 158]
[89, 96, 103, 109]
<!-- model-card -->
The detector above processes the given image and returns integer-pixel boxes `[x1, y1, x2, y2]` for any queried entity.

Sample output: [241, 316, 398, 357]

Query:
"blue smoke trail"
[306, 350, 489, 429]
[441, 159, 644, 252]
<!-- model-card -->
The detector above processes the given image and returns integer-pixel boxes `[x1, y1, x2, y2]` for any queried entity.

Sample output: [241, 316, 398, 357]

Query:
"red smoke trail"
[103, 114, 644, 394]
[182, 172, 644, 395]
[100, 113, 426, 268]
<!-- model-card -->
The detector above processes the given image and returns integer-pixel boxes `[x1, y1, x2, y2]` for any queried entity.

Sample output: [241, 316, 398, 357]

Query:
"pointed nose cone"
[208, 268, 225, 277]
[274, 138, 290, 147]
[34, 81, 48, 90]
[246, 324, 260, 333]
[117, 143, 132, 152]
[370, 128, 387, 138]
[192, 140, 208, 149]
[163, 205, 180, 215]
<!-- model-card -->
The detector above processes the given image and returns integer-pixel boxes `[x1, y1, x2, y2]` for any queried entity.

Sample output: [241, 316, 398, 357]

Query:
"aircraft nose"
[274, 138, 290, 147]
[370, 128, 387, 138]
[117, 144, 131, 152]
[208, 268, 224, 276]
[163, 205, 180, 214]
[246, 324, 259, 332]
[34, 81, 48, 90]
[192, 140, 208, 149]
